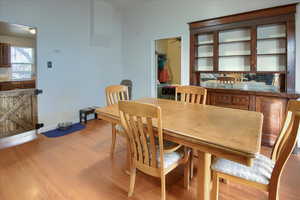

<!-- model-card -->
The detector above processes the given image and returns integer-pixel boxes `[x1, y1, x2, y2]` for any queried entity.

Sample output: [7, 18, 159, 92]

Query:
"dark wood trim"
[189, 3, 297, 29]
[286, 14, 296, 92]
[190, 33, 197, 85]
[213, 31, 219, 72]
[251, 26, 257, 72]
[190, 14, 293, 34]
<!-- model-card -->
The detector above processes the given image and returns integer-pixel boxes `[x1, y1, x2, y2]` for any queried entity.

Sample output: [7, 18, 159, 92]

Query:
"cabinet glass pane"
[257, 39, 286, 54]
[219, 56, 250, 71]
[219, 42, 250, 56]
[197, 45, 213, 57]
[219, 28, 250, 43]
[257, 24, 286, 39]
[196, 58, 213, 71]
[199, 73, 281, 92]
[198, 34, 213, 45]
[257, 55, 286, 71]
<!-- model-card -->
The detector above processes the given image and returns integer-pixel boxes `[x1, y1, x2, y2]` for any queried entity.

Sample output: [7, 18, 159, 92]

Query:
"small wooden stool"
[79, 107, 98, 124]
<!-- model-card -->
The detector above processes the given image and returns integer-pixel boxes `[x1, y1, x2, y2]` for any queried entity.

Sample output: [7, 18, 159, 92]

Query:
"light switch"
[47, 61, 52, 68]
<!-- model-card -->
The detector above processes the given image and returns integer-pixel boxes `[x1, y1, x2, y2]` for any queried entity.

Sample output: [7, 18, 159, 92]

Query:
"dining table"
[96, 98, 263, 200]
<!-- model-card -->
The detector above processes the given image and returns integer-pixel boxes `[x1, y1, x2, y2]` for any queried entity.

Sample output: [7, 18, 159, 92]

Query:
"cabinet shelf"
[257, 53, 286, 56]
[219, 54, 251, 58]
[219, 40, 250, 44]
[196, 56, 213, 59]
[195, 43, 213, 47]
[257, 36, 286, 41]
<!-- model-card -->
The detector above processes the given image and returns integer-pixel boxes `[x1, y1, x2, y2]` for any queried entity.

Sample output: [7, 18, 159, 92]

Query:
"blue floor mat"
[42, 123, 85, 138]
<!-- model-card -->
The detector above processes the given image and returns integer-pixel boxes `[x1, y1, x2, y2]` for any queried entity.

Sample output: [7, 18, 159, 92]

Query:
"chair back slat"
[105, 85, 129, 106]
[137, 116, 150, 165]
[129, 115, 144, 163]
[147, 117, 157, 167]
[175, 86, 207, 104]
[119, 101, 163, 170]
[270, 100, 300, 192]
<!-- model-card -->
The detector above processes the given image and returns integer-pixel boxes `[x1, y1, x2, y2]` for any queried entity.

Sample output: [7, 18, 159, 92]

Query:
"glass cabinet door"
[195, 33, 214, 71]
[218, 28, 251, 71]
[257, 24, 287, 72]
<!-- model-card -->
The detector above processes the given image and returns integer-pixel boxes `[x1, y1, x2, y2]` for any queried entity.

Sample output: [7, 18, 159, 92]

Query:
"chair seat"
[211, 154, 275, 185]
[157, 149, 184, 169]
[115, 124, 125, 132]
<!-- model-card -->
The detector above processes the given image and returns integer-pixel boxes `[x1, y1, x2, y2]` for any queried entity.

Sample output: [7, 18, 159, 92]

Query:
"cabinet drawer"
[210, 93, 250, 110]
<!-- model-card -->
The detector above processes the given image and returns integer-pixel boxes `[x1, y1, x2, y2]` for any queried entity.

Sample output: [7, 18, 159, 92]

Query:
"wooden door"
[256, 96, 287, 146]
[0, 89, 37, 140]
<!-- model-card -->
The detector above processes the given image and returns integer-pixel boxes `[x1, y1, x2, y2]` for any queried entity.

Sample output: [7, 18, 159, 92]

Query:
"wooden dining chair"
[175, 85, 207, 179]
[217, 76, 236, 84]
[175, 85, 207, 104]
[105, 85, 129, 157]
[119, 101, 190, 200]
[211, 100, 300, 200]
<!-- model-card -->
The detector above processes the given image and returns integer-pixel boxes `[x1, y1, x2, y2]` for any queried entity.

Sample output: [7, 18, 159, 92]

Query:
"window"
[11, 47, 34, 80]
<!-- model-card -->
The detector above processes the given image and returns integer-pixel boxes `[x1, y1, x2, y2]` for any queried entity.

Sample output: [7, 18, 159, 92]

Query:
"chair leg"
[161, 174, 166, 200]
[125, 140, 131, 175]
[184, 161, 190, 189]
[110, 125, 117, 157]
[190, 149, 194, 180]
[128, 167, 136, 197]
[269, 184, 279, 200]
[211, 171, 219, 200]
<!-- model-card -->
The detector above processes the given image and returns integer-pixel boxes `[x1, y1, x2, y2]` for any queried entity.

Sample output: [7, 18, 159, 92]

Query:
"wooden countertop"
[205, 87, 300, 99]
[0, 79, 35, 83]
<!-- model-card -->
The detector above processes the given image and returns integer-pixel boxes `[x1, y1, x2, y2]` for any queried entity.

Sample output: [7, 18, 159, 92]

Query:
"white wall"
[0, 0, 124, 131]
[122, 0, 300, 99]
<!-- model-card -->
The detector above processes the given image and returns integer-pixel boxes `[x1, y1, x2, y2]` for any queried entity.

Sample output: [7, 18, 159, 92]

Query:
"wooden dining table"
[96, 98, 263, 200]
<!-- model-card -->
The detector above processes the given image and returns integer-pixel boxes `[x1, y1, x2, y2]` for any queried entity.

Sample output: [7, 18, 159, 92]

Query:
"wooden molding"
[189, 3, 297, 29]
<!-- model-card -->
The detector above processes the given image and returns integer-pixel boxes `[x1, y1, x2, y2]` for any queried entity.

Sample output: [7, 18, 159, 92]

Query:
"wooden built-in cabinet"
[189, 4, 299, 147]
[0, 80, 36, 91]
[0, 43, 11, 68]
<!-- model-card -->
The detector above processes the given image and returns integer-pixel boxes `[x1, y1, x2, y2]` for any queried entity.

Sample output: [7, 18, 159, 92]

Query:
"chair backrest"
[217, 76, 236, 84]
[105, 85, 129, 106]
[175, 86, 207, 104]
[270, 100, 300, 192]
[119, 101, 165, 173]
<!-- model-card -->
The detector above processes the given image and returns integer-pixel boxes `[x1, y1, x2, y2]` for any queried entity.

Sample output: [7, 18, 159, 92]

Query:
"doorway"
[0, 21, 38, 149]
[155, 37, 181, 99]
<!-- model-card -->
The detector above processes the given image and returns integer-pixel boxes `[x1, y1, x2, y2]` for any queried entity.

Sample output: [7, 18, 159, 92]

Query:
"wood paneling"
[255, 96, 287, 146]
[210, 93, 250, 110]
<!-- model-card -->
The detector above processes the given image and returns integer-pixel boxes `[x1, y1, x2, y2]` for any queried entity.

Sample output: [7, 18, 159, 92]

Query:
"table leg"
[197, 150, 212, 200]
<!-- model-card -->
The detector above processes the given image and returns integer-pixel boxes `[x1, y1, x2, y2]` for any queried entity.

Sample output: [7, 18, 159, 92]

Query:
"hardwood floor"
[0, 120, 299, 200]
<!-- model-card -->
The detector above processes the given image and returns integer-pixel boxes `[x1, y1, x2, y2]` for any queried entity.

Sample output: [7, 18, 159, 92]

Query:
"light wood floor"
[0, 120, 299, 200]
